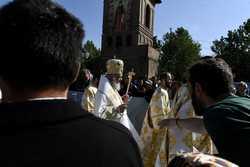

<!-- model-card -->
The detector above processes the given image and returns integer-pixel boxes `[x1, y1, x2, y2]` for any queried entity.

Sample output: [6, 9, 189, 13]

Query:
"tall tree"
[153, 35, 162, 50]
[211, 19, 250, 81]
[159, 27, 201, 81]
[82, 40, 101, 74]
[70, 40, 101, 91]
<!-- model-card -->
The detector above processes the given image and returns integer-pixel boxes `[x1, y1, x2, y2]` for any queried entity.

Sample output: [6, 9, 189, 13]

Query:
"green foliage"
[70, 40, 101, 91]
[153, 36, 162, 50]
[159, 27, 201, 81]
[82, 40, 101, 73]
[211, 19, 250, 81]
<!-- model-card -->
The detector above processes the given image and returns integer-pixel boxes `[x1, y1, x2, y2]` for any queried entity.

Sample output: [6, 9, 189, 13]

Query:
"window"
[116, 36, 122, 48]
[145, 5, 151, 29]
[126, 35, 132, 46]
[107, 36, 113, 47]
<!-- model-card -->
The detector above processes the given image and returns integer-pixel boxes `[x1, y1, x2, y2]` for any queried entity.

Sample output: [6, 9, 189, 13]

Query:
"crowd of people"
[0, 0, 249, 167]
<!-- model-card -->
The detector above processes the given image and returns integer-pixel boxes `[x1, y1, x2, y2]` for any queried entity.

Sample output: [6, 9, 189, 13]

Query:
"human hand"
[158, 118, 177, 129]
[122, 94, 129, 104]
[116, 104, 128, 113]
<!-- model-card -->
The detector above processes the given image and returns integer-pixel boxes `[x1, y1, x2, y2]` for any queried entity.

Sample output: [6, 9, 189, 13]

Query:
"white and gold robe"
[141, 87, 171, 167]
[141, 84, 215, 167]
[169, 84, 216, 160]
[81, 85, 97, 112]
[94, 75, 143, 148]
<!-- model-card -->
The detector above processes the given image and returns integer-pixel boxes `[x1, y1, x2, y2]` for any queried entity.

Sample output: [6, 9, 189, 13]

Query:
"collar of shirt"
[27, 97, 67, 101]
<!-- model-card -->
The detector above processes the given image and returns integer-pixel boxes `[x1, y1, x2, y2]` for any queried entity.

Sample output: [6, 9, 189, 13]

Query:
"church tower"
[101, 0, 161, 78]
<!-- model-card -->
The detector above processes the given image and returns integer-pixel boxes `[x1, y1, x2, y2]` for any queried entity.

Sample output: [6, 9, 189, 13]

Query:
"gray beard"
[111, 82, 121, 91]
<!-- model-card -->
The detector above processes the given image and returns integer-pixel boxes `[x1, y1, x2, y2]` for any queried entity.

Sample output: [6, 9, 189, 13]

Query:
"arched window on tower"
[116, 36, 122, 48]
[126, 34, 132, 46]
[145, 5, 151, 29]
[107, 36, 113, 47]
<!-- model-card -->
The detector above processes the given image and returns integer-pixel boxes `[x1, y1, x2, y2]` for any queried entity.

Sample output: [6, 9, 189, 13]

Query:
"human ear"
[194, 82, 203, 97]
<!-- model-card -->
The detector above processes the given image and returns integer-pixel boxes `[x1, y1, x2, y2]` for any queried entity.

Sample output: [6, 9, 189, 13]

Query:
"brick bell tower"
[101, 0, 161, 78]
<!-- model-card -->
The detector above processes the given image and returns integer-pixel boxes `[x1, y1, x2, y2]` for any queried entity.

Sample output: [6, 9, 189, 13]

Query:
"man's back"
[204, 96, 250, 166]
[0, 100, 143, 167]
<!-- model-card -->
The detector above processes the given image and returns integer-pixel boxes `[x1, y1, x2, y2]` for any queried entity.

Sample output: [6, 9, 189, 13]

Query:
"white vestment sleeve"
[94, 91, 108, 118]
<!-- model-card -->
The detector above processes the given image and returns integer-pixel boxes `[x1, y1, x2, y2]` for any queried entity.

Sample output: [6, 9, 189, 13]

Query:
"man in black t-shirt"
[0, 1, 143, 166]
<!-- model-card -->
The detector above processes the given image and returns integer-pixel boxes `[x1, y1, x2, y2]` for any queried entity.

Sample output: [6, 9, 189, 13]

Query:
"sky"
[0, 0, 250, 55]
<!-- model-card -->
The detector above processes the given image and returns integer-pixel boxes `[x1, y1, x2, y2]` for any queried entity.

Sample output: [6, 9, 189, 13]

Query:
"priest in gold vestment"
[141, 72, 172, 167]
[142, 80, 216, 167]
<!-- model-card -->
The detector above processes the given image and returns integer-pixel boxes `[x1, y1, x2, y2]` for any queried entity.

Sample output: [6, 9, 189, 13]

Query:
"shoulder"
[161, 88, 169, 95]
[85, 86, 97, 95]
[150, 88, 169, 102]
[81, 113, 136, 143]
[91, 115, 132, 135]
[71, 111, 141, 151]
[203, 97, 236, 121]
[203, 106, 228, 124]
[90, 86, 98, 93]
[95, 89, 107, 99]
[83, 87, 91, 94]
[79, 114, 143, 166]
[154, 87, 168, 96]
[205, 96, 250, 116]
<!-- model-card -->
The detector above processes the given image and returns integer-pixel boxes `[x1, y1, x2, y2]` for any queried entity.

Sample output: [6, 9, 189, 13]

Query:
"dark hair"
[0, 0, 84, 90]
[159, 72, 171, 81]
[189, 58, 234, 99]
